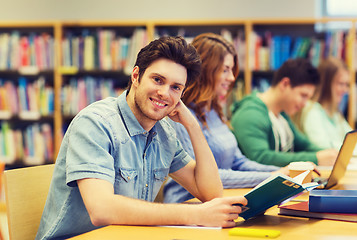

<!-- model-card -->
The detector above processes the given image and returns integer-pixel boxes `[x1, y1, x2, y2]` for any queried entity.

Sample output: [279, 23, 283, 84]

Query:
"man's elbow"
[87, 205, 112, 227]
[89, 211, 110, 227]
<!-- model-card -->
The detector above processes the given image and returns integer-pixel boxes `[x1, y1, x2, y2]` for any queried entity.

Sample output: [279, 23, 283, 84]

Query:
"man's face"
[131, 58, 187, 124]
[283, 83, 316, 116]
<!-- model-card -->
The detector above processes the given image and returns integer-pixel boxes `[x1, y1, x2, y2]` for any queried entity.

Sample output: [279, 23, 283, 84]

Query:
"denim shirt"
[164, 108, 278, 203]
[36, 91, 191, 240]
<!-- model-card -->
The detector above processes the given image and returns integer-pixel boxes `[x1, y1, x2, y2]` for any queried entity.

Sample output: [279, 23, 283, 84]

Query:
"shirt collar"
[117, 90, 157, 137]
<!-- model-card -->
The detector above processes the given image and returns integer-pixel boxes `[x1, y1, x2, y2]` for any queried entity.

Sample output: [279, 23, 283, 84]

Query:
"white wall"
[0, 0, 319, 21]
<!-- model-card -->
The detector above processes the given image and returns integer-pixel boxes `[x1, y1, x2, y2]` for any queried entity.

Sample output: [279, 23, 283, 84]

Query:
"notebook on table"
[313, 130, 357, 189]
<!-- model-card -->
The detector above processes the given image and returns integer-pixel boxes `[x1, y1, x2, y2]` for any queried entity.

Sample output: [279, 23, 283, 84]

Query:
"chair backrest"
[0, 162, 5, 199]
[0, 162, 5, 240]
[4, 164, 55, 240]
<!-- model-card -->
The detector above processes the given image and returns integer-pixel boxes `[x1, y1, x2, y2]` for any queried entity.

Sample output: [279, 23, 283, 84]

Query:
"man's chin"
[146, 111, 168, 122]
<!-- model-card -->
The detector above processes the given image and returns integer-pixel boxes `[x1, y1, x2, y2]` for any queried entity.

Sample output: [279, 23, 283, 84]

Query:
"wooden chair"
[4, 164, 55, 240]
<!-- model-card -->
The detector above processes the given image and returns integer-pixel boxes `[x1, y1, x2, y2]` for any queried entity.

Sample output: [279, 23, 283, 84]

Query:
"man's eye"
[154, 77, 161, 83]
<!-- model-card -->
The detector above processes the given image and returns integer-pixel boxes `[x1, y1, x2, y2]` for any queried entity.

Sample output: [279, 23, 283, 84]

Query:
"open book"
[239, 170, 319, 220]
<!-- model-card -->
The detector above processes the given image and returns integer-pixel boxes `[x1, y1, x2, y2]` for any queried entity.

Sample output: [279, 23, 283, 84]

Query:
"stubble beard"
[134, 92, 167, 122]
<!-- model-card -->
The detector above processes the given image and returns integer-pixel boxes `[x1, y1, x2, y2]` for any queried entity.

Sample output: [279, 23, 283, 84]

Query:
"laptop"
[314, 130, 357, 189]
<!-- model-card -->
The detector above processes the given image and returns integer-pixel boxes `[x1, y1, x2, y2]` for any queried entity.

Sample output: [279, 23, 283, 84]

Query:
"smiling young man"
[230, 58, 338, 167]
[36, 36, 247, 240]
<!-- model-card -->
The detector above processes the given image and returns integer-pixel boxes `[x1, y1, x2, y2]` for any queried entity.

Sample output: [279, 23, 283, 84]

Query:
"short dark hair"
[271, 58, 320, 87]
[127, 36, 201, 91]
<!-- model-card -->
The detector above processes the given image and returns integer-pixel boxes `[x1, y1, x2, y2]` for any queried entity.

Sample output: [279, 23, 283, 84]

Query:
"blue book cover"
[280, 35, 291, 67]
[272, 36, 281, 70]
[309, 190, 357, 214]
[18, 77, 29, 111]
[239, 172, 319, 220]
[291, 37, 303, 59]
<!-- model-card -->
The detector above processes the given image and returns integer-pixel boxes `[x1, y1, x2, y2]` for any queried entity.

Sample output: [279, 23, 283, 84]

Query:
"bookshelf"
[0, 18, 356, 168]
[0, 22, 57, 168]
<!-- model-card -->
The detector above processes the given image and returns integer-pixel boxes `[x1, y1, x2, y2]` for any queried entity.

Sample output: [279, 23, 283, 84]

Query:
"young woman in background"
[298, 57, 352, 150]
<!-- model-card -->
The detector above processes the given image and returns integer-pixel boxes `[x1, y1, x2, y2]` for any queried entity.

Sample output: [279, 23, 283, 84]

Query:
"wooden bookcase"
[0, 18, 356, 167]
[0, 22, 58, 168]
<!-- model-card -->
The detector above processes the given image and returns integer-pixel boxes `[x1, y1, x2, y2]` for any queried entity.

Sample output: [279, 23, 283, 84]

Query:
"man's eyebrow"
[151, 72, 166, 79]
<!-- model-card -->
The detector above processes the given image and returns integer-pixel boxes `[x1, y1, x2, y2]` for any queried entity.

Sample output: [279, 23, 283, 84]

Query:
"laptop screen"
[325, 130, 357, 189]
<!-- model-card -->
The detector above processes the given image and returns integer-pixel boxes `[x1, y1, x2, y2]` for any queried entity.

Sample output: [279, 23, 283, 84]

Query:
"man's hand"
[194, 196, 248, 228]
[316, 149, 339, 166]
[168, 100, 197, 128]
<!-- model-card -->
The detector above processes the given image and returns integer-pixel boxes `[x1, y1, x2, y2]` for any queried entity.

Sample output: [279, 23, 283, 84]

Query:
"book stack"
[278, 190, 357, 222]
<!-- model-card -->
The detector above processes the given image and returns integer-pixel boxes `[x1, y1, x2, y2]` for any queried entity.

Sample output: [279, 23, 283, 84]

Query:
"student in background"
[230, 58, 338, 167]
[296, 57, 352, 149]
[164, 33, 290, 204]
[36, 36, 247, 240]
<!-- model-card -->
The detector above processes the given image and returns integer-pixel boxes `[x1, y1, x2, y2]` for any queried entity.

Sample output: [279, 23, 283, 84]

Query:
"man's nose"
[157, 85, 170, 97]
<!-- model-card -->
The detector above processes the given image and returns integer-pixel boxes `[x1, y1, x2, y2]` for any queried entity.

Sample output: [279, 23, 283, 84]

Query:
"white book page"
[292, 170, 310, 185]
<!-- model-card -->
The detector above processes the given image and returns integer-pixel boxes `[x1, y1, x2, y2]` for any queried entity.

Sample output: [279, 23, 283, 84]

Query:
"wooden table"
[69, 170, 357, 240]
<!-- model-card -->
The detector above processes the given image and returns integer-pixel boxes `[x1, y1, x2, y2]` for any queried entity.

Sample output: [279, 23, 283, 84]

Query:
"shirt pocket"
[114, 168, 138, 198]
[152, 168, 169, 199]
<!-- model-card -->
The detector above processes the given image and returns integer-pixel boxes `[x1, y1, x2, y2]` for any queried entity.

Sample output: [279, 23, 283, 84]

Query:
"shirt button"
[127, 176, 131, 180]
[145, 184, 148, 187]
[143, 153, 146, 157]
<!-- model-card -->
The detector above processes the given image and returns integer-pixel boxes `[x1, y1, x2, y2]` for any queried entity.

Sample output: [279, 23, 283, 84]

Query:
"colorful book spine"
[16, 77, 54, 116]
[61, 76, 118, 116]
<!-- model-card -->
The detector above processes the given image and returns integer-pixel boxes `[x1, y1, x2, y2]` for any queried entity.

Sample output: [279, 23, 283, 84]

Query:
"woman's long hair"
[182, 33, 239, 126]
[316, 57, 349, 109]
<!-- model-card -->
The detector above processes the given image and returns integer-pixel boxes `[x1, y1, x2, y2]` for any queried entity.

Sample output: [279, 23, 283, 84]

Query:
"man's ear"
[280, 77, 291, 90]
[131, 66, 140, 87]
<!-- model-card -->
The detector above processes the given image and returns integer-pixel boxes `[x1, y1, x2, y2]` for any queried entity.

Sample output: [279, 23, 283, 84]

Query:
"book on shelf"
[61, 28, 147, 73]
[62, 76, 118, 116]
[278, 201, 357, 222]
[0, 31, 54, 70]
[238, 170, 319, 220]
[0, 121, 53, 165]
[309, 189, 357, 214]
[15, 77, 54, 117]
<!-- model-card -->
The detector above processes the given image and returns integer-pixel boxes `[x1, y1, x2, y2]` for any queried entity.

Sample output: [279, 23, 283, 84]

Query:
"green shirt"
[230, 91, 321, 167]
